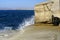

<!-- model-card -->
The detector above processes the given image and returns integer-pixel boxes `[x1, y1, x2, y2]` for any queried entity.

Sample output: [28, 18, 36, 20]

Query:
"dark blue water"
[0, 10, 34, 30]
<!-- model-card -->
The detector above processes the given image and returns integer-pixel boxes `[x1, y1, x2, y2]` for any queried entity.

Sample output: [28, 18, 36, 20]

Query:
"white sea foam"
[0, 15, 34, 40]
[0, 15, 34, 39]
[18, 15, 34, 31]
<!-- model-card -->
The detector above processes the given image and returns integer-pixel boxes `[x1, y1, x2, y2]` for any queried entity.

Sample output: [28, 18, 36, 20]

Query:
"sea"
[0, 10, 34, 30]
[0, 10, 34, 39]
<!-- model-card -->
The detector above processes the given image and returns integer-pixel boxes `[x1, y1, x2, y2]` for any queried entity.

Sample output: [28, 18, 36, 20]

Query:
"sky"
[0, 0, 47, 10]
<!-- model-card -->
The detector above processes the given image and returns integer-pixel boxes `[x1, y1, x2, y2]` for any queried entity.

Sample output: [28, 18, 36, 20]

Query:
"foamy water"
[0, 15, 34, 40]
[16, 16, 34, 34]
[18, 16, 34, 30]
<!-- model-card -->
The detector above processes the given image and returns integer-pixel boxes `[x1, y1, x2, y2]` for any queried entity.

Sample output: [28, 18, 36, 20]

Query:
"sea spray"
[0, 15, 34, 38]
[0, 10, 34, 40]
[18, 16, 34, 33]
[5, 16, 34, 40]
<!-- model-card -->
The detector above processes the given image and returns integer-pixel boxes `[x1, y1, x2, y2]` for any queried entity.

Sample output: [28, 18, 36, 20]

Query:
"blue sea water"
[0, 10, 34, 30]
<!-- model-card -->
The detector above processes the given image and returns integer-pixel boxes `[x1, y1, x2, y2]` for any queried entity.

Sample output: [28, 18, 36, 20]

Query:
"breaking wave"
[0, 15, 34, 38]
[0, 15, 34, 31]
[18, 15, 34, 31]
[0, 10, 34, 39]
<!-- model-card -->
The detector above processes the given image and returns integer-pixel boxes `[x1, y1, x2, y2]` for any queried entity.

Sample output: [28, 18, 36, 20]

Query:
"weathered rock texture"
[35, 0, 59, 23]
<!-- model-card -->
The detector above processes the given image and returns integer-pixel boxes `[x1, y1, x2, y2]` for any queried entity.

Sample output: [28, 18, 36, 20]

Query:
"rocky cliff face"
[49, 0, 59, 11]
[35, 0, 59, 23]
